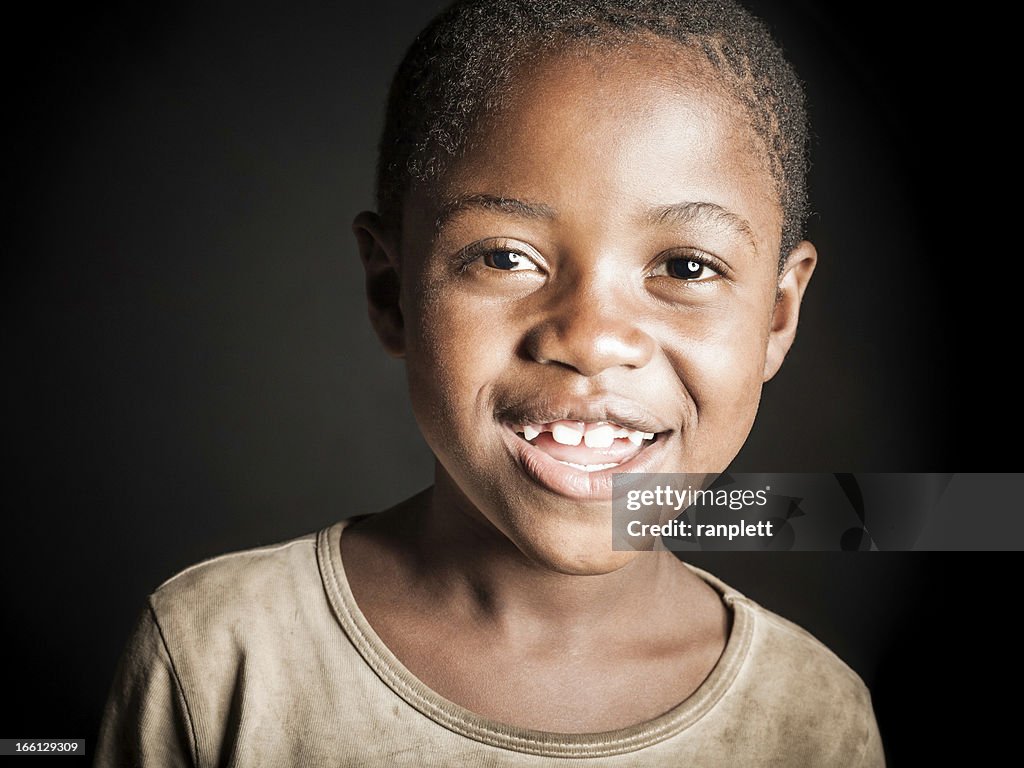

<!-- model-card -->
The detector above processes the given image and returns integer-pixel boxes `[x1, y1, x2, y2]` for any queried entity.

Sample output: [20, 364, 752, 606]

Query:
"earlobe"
[353, 211, 406, 358]
[763, 240, 817, 381]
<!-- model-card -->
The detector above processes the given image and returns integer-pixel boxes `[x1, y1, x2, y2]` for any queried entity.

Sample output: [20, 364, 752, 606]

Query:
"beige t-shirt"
[95, 519, 885, 767]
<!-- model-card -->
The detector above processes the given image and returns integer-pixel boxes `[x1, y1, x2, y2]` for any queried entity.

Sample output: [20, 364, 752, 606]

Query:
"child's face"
[358, 43, 815, 574]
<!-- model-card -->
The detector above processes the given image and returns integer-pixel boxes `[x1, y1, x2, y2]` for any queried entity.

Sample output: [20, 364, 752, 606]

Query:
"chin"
[544, 553, 640, 577]
[509, 521, 642, 576]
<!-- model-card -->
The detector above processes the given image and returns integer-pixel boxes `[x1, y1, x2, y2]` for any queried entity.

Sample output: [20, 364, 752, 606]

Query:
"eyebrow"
[434, 194, 557, 232]
[645, 201, 757, 251]
[435, 193, 756, 251]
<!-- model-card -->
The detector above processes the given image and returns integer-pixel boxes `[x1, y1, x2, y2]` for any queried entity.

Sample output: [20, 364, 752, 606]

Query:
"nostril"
[524, 322, 655, 376]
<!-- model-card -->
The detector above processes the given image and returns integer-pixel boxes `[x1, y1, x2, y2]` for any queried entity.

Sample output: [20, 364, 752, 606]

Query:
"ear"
[763, 240, 817, 381]
[353, 211, 405, 357]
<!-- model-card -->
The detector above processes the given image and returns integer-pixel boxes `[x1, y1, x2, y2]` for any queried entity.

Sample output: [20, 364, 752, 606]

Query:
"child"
[96, 0, 884, 765]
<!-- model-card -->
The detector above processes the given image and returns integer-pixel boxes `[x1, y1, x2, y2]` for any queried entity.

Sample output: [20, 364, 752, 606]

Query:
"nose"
[523, 280, 656, 377]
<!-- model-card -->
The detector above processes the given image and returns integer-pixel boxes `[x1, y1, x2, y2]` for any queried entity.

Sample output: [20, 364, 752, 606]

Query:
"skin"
[347, 42, 816, 732]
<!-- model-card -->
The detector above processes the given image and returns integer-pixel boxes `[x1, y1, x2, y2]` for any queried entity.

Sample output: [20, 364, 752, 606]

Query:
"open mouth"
[512, 420, 657, 473]
[497, 399, 671, 500]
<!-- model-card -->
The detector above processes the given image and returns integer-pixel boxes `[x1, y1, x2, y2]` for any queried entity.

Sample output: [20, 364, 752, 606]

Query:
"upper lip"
[495, 394, 671, 435]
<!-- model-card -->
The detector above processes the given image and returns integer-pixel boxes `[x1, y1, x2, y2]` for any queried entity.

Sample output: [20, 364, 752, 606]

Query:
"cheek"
[403, 286, 535, 526]
[663, 304, 770, 449]
[403, 286, 514, 445]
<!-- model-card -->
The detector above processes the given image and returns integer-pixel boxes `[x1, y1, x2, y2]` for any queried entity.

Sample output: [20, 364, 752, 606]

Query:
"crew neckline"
[316, 517, 753, 758]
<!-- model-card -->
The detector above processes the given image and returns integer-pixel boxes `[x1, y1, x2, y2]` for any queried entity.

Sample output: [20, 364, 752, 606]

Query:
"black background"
[4, 1, 1011, 764]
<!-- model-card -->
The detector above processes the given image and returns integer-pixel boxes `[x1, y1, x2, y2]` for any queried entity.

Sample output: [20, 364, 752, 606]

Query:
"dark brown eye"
[666, 258, 706, 280]
[483, 250, 539, 271]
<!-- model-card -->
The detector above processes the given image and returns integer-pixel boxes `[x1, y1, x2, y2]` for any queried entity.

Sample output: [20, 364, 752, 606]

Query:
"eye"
[667, 258, 713, 280]
[482, 249, 541, 272]
[455, 239, 546, 275]
[649, 254, 724, 282]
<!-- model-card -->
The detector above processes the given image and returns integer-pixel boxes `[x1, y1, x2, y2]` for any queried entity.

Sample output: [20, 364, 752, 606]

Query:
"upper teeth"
[584, 424, 615, 448]
[551, 422, 584, 446]
[515, 420, 655, 446]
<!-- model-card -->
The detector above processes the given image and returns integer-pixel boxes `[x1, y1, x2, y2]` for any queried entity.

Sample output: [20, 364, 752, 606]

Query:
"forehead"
[415, 41, 782, 257]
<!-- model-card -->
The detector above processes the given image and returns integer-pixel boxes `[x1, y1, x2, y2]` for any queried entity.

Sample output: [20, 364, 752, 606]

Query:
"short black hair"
[376, 0, 808, 262]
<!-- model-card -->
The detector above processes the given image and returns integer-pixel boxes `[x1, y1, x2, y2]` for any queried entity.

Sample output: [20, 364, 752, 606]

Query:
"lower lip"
[500, 425, 670, 502]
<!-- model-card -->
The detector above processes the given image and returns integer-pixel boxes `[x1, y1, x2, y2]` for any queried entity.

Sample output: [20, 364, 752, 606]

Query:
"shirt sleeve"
[856, 692, 886, 768]
[94, 603, 197, 768]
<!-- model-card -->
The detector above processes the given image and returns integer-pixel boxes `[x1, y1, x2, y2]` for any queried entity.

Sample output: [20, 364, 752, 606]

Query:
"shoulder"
[689, 563, 870, 700]
[687, 565, 885, 766]
[146, 529, 332, 661]
[746, 597, 869, 698]
[97, 525, 360, 766]
[152, 532, 320, 610]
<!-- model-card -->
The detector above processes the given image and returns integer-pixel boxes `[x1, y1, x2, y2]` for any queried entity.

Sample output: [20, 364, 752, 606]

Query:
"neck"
[388, 476, 691, 640]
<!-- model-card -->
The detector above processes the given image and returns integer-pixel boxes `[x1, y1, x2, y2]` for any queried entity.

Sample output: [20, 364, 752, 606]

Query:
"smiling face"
[356, 42, 815, 574]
